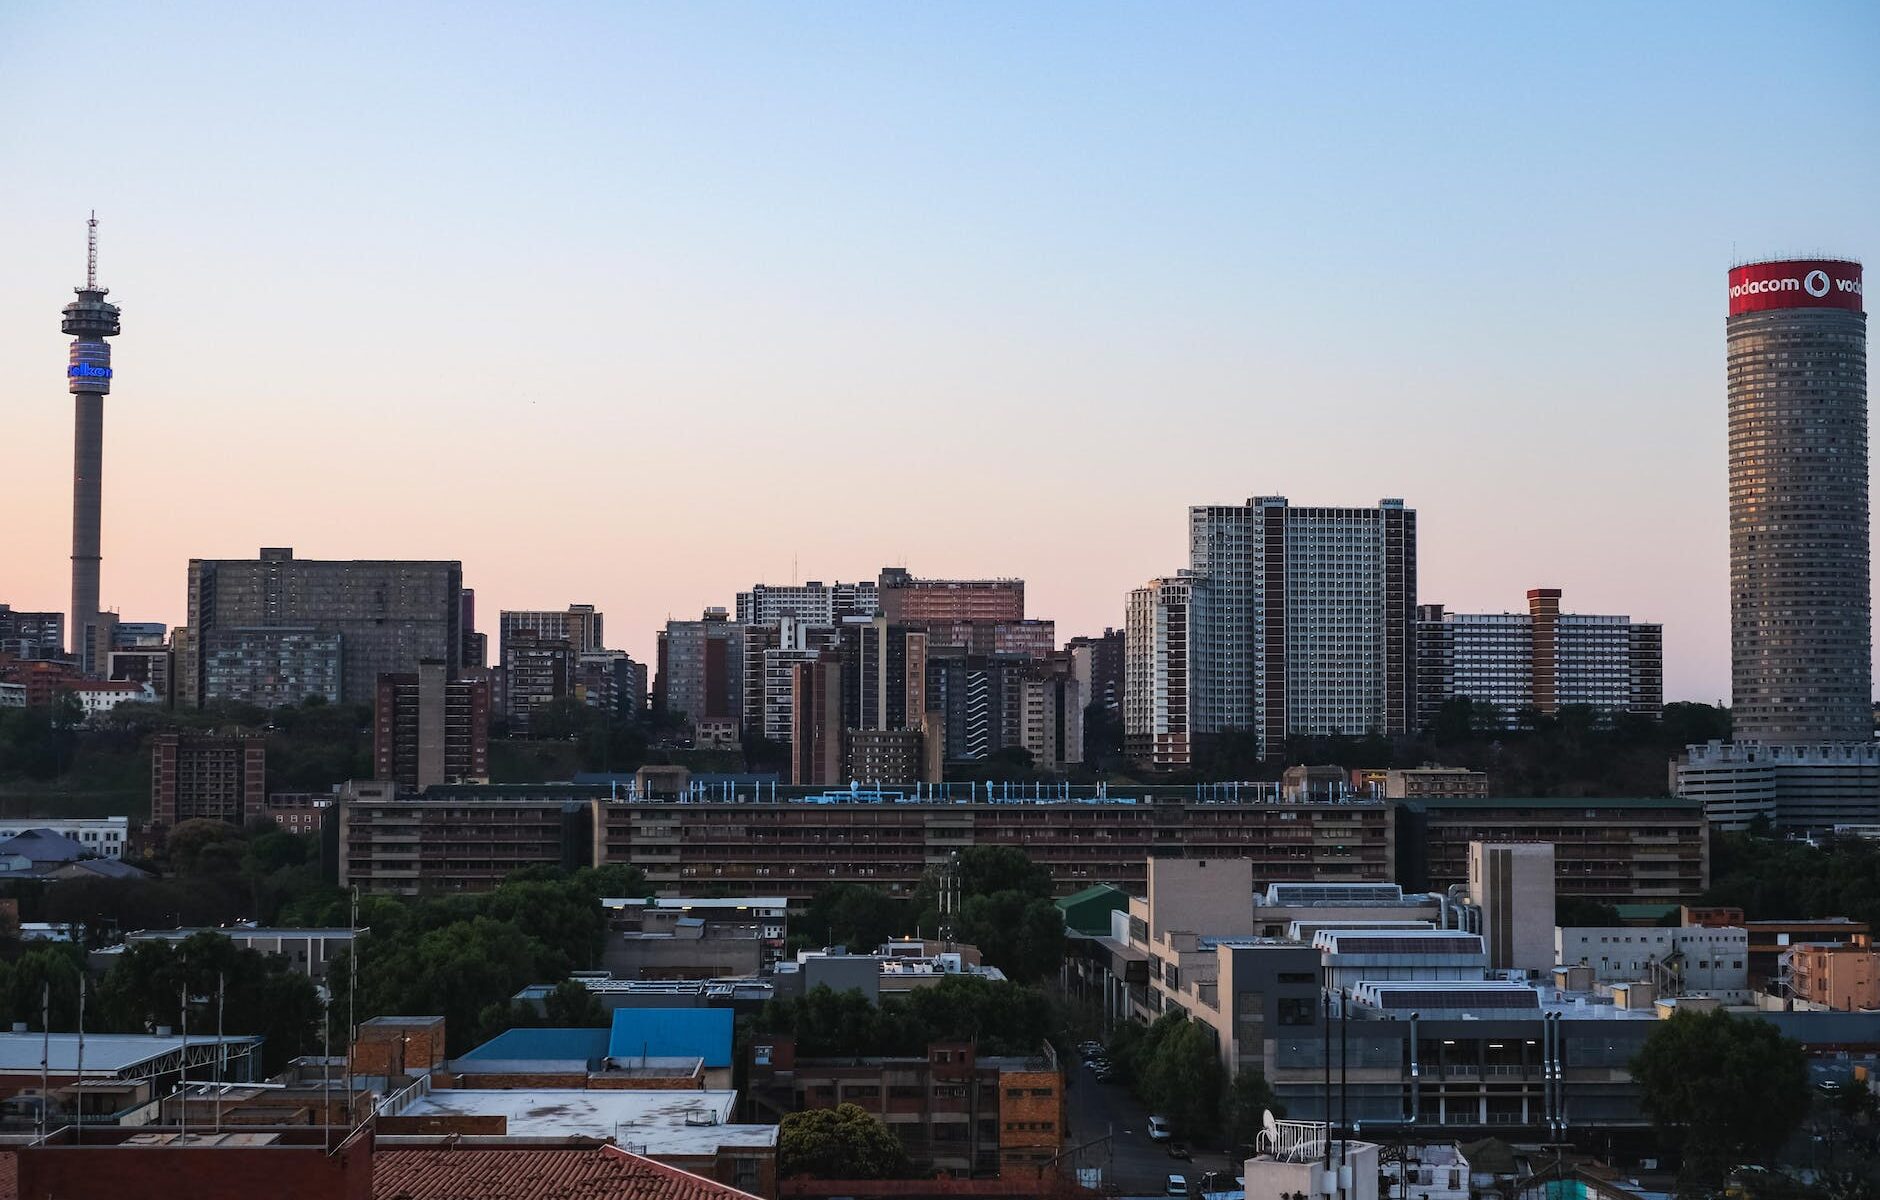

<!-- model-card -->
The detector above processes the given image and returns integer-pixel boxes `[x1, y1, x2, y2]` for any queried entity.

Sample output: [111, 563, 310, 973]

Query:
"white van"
[1147, 1115, 1171, 1141]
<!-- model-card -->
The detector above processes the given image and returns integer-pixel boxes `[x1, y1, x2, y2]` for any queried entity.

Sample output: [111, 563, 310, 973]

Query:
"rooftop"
[0, 1033, 262, 1074]
[458, 1028, 612, 1065]
[391, 1089, 776, 1152]
[373, 1144, 766, 1200]
[608, 1009, 734, 1069]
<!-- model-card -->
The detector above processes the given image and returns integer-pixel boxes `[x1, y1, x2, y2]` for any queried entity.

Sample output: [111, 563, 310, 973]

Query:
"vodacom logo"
[1805, 269, 1832, 298]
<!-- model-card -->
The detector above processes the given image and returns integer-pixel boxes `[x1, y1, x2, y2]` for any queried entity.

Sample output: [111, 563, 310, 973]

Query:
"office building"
[655, 609, 745, 735]
[1416, 589, 1663, 728]
[458, 587, 485, 670]
[499, 604, 604, 659]
[501, 631, 574, 735]
[1067, 627, 1125, 717]
[1380, 767, 1488, 799]
[150, 732, 266, 826]
[1555, 925, 1749, 1000]
[0, 606, 66, 661]
[0, 658, 82, 706]
[1674, 740, 1880, 831]
[1728, 258, 1869, 742]
[184, 548, 463, 706]
[1124, 576, 1193, 767]
[735, 579, 878, 624]
[920, 618, 1056, 659]
[877, 567, 1024, 626]
[1396, 796, 1708, 903]
[374, 661, 491, 789]
[1176, 496, 1416, 761]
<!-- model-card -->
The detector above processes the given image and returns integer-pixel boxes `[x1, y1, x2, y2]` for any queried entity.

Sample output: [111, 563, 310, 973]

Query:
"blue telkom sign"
[67, 362, 112, 379]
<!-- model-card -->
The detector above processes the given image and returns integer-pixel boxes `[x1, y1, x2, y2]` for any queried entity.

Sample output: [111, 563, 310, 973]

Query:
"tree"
[1222, 1068, 1285, 1153]
[1555, 896, 1623, 927]
[779, 1103, 911, 1180]
[1134, 1013, 1224, 1139]
[165, 819, 251, 877]
[1630, 1009, 1810, 1192]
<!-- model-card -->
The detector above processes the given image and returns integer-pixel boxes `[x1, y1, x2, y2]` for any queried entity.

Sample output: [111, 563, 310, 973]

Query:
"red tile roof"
[374, 1144, 762, 1200]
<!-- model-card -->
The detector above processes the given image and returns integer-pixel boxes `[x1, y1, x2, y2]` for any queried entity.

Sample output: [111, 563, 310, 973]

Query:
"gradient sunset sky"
[2, 3, 1876, 700]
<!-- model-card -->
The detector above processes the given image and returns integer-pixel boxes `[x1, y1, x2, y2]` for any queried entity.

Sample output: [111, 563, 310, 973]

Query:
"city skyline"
[3, 4, 1877, 702]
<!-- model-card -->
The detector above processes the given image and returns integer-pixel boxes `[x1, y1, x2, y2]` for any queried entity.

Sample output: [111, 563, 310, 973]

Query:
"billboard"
[1728, 259, 1863, 316]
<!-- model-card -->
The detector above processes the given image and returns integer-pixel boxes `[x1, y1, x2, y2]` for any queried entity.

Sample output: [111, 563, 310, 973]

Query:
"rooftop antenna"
[86, 211, 99, 290]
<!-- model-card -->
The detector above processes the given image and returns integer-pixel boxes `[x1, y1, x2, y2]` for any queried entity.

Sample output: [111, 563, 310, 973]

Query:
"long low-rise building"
[338, 780, 1396, 898]
[1397, 795, 1709, 902]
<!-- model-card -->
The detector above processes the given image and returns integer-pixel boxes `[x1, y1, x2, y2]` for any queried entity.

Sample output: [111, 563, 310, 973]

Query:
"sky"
[1, 2, 1876, 701]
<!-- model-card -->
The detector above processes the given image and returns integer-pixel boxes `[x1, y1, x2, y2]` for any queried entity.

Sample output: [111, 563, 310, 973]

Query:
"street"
[1061, 1060, 1242, 1196]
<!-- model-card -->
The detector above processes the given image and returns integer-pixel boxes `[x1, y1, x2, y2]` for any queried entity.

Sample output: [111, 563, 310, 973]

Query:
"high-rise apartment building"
[460, 588, 486, 671]
[0, 607, 65, 662]
[1124, 577, 1193, 768]
[1182, 497, 1416, 759]
[1416, 589, 1663, 728]
[877, 568, 1024, 626]
[735, 581, 878, 625]
[197, 627, 343, 709]
[655, 609, 745, 733]
[1727, 259, 1868, 742]
[499, 605, 604, 660]
[789, 651, 844, 786]
[502, 633, 575, 736]
[1067, 628, 1125, 717]
[184, 548, 463, 706]
[151, 732, 266, 826]
[575, 649, 647, 717]
[373, 661, 490, 789]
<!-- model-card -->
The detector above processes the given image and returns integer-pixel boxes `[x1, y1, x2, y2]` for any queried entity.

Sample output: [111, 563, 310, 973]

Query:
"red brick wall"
[17, 1138, 373, 1200]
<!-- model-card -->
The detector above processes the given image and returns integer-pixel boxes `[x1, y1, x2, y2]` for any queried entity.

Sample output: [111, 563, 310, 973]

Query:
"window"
[1278, 997, 1317, 1027]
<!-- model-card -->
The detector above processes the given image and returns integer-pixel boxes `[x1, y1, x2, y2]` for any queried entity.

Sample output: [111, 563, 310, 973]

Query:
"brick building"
[373, 661, 490, 788]
[336, 782, 592, 895]
[150, 732, 266, 826]
[746, 1037, 1062, 1177]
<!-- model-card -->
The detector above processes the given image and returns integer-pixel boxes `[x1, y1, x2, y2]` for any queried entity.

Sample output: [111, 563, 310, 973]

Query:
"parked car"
[1165, 1173, 1189, 1196]
[1166, 1140, 1192, 1161]
[1147, 1115, 1172, 1141]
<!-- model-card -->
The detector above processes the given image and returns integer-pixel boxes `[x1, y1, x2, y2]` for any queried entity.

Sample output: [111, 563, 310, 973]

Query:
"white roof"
[603, 897, 788, 911]
[394, 1089, 777, 1152]
[0, 1033, 260, 1075]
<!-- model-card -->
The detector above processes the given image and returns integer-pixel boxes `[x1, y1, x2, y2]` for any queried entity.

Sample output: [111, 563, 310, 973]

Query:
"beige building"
[1468, 841, 1555, 971]
[1784, 937, 1880, 1011]
[1384, 767, 1488, 799]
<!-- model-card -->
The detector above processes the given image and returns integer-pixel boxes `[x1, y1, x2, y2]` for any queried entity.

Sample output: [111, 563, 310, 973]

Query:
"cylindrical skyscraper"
[1727, 257, 1867, 742]
[62, 214, 120, 675]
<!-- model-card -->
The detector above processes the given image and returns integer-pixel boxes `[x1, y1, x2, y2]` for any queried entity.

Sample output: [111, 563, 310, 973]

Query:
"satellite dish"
[1262, 1109, 1278, 1136]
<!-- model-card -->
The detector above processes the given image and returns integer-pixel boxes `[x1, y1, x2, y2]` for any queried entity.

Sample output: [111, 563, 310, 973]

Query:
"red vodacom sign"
[1728, 259, 1864, 315]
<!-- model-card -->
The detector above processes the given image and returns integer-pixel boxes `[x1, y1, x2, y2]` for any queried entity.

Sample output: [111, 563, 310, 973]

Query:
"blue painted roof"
[607, 1008, 734, 1068]
[457, 1027, 610, 1064]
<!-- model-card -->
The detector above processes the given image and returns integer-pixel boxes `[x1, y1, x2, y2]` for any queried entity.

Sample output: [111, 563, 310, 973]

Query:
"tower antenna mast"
[87, 211, 98, 291]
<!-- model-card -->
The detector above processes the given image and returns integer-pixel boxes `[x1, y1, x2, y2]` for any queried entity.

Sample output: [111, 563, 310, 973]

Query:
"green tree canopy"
[1630, 1009, 1809, 1191]
[779, 1103, 912, 1180]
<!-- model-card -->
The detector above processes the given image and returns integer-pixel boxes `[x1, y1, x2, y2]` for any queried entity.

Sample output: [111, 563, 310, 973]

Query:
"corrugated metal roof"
[458, 1028, 611, 1065]
[607, 1009, 733, 1068]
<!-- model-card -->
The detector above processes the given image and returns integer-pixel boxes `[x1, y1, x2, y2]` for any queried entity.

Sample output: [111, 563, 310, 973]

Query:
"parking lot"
[1061, 1050, 1242, 1196]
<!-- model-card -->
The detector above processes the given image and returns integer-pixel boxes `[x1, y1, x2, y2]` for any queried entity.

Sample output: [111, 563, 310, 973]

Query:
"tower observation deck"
[63, 213, 121, 673]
